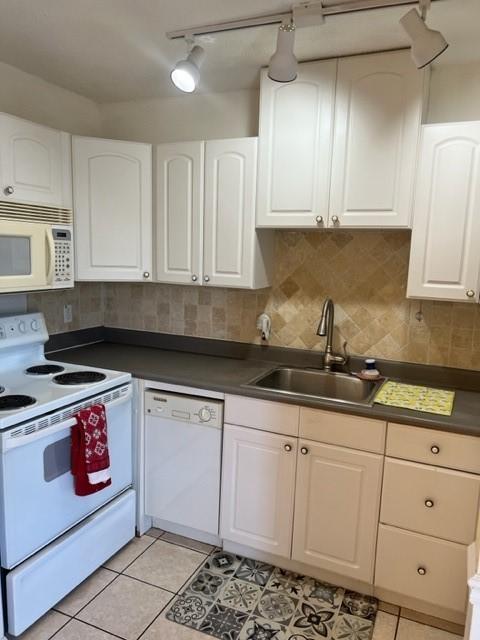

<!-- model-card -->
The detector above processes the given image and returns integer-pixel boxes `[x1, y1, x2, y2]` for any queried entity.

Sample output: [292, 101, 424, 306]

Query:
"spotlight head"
[171, 44, 205, 93]
[268, 22, 298, 83]
[400, 7, 448, 69]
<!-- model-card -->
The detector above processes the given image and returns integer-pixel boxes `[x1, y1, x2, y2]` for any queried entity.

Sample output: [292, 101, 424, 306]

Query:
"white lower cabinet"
[292, 440, 383, 582]
[407, 121, 480, 302]
[220, 400, 478, 624]
[220, 424, 297, 558]
[375, 524, 468, 614]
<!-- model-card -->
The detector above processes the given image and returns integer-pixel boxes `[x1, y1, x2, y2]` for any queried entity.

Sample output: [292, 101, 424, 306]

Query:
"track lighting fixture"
[268, 21, 298, 83]
[400, 0, 448, 68]
[171, 39, 205, 93]
[166, 0, 449, 92]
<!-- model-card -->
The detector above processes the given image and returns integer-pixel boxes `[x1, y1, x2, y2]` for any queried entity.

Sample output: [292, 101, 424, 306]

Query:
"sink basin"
[246, 367, 383, 406]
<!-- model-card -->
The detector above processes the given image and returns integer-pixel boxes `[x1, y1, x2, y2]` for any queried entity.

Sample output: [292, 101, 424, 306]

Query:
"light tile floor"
[12, 531, 465, 640]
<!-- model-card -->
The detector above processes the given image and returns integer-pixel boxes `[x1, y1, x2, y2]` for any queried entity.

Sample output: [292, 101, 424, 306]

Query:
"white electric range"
[0, 313, 136, 637]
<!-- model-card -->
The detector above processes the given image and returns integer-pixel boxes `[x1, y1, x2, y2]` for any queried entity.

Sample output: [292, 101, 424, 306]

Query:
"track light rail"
[166, 0, 439, 40]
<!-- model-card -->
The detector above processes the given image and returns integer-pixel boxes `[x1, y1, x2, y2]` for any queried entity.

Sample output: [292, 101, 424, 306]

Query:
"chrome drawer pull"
[284, 444, 292, 452]
[417, 567, 427, 576]
[300, 447, 309, 455]
[430, 445, 440, 454]
[424, 499, 434, 508]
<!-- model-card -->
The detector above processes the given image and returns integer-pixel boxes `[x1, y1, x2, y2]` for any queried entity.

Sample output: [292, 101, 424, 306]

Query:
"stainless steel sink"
[246, 367, 383, 406]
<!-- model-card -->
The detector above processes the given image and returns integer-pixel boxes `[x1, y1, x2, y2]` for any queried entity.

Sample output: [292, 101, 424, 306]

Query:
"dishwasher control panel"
[144, 390, 223, 428]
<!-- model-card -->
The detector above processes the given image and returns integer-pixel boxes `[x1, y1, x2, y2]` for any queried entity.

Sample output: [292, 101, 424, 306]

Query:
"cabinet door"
[220, 424, 297, 558]
[407, 122, 480, 302]
[330, 50, 424, 228]
[292, 440, 383, 582]
[203, 138, 257, 288]
[256, 60, 337, 228]
[73, 136, 152, 281]
[0, 114, 71, 208]
[155, 142, 203, 285]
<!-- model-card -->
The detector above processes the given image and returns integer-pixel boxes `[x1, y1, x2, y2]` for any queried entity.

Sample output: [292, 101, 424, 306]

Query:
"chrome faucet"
[316, 298, 348, 371]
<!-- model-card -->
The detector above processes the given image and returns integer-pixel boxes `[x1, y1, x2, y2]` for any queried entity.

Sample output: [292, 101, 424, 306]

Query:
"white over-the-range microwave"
[0, 203, 74, 293]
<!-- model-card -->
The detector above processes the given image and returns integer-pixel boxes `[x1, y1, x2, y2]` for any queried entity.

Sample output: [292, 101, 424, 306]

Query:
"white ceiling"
[0, 0, 477, 103]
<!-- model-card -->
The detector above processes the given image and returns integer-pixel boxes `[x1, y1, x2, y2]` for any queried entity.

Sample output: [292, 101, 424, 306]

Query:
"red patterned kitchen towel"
[71, 404, 112, 496]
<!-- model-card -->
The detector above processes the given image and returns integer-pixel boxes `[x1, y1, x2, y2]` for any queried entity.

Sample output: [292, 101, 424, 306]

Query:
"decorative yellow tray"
[374, 380, 455, 416]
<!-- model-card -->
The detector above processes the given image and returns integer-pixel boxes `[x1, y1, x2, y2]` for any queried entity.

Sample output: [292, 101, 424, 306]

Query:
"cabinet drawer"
[387, 423, 480, 474]
[300, 408, 386, 453]
[225, 395, 299, 436]
[381, 458, 480, 544]
[375, 524, 468, 614]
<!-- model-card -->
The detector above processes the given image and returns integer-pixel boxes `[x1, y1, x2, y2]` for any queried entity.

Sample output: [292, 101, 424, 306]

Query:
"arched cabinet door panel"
[203, 137, 269, 288]
[256, 60, 337, 228]
[407, 122, 480, 302]
[330, 50, 425, 228]
[0, 114, 71, 208]
[73, 136, 152, 281]
[155, 142, 204, 285]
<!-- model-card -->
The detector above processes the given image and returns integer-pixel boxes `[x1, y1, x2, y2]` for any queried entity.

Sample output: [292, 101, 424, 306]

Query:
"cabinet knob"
[417, 566, 427, 576]
[284, 444, 292, 452]
[4, 185, 14, 195]
[466, 290, 475, 298]
[424, 499, 434, 508]
[331, 215, 339, 224]
[143, 271, 150, 279]
[315, 216, 323, 225]
[300, 447, 309, 455]
[191, 275, 198, 282]
[430, 445, 440, 455]
[204, 275, 210, 283]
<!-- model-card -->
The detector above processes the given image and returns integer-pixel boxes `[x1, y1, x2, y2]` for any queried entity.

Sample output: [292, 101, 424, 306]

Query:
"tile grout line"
[46, 611, 72, 640]
[115, 571, 178, 596]
[394, 611, 401, 639]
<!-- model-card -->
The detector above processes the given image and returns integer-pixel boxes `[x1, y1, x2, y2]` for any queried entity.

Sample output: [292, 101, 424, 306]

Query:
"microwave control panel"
[53, 228, 73, 287]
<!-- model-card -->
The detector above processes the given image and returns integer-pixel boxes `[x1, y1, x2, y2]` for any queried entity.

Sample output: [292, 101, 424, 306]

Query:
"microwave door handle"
[46, 228, 55, 285]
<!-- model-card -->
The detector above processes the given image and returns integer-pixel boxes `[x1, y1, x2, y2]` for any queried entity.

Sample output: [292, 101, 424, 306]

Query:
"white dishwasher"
[144, 390, 223, 538]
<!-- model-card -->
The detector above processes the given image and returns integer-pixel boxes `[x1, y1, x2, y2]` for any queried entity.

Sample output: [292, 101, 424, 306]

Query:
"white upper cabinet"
[73, 136, 152, 282]
[154, 137, 273, 289]
[155, 141, 204, 285]
[0, 113, 72, 209]
[256, 60, 337, 228]
[221, 424, 297, 558]
[204, 138, 271, 288]
[329, 50, 425, 228]
[407, 122, 480, 302]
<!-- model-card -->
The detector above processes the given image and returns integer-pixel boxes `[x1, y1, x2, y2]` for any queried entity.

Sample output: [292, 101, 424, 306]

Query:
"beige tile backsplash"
[27, 231, 480, 371]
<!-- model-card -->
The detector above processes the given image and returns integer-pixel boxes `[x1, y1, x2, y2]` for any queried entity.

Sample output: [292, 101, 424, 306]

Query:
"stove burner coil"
[0, 395, 36, 411]
[53, 371, 107, 386]
[25, 364, 65, 376]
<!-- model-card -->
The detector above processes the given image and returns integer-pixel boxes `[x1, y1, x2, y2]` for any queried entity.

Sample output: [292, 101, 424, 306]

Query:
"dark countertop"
[48, 332, 480, 437]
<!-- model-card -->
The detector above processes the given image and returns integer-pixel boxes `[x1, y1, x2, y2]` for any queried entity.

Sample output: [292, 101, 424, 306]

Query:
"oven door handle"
[46, 227, 55, 285]
[2, 387, 132, 451]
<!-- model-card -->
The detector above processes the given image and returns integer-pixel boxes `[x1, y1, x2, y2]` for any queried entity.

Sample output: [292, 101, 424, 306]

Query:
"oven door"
[0, 220, 54, 292]
[0, 384, 133, 569]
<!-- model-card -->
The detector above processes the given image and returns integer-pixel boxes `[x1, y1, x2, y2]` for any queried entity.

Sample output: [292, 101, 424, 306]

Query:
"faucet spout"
[317, 298, 334, 338]
[316, 297, 347, 372]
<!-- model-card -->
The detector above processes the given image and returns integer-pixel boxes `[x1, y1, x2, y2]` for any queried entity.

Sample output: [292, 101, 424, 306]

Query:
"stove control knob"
[198, 407, 213, 423]
[18, 321, 26, 333]
[30, 319, 39, 331]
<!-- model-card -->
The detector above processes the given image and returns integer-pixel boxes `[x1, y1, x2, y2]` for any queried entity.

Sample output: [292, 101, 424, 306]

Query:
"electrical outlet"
[63, 304, 73, 324]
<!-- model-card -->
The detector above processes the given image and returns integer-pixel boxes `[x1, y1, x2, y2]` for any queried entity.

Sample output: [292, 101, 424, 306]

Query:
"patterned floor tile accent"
[164, 551, 378, 640]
